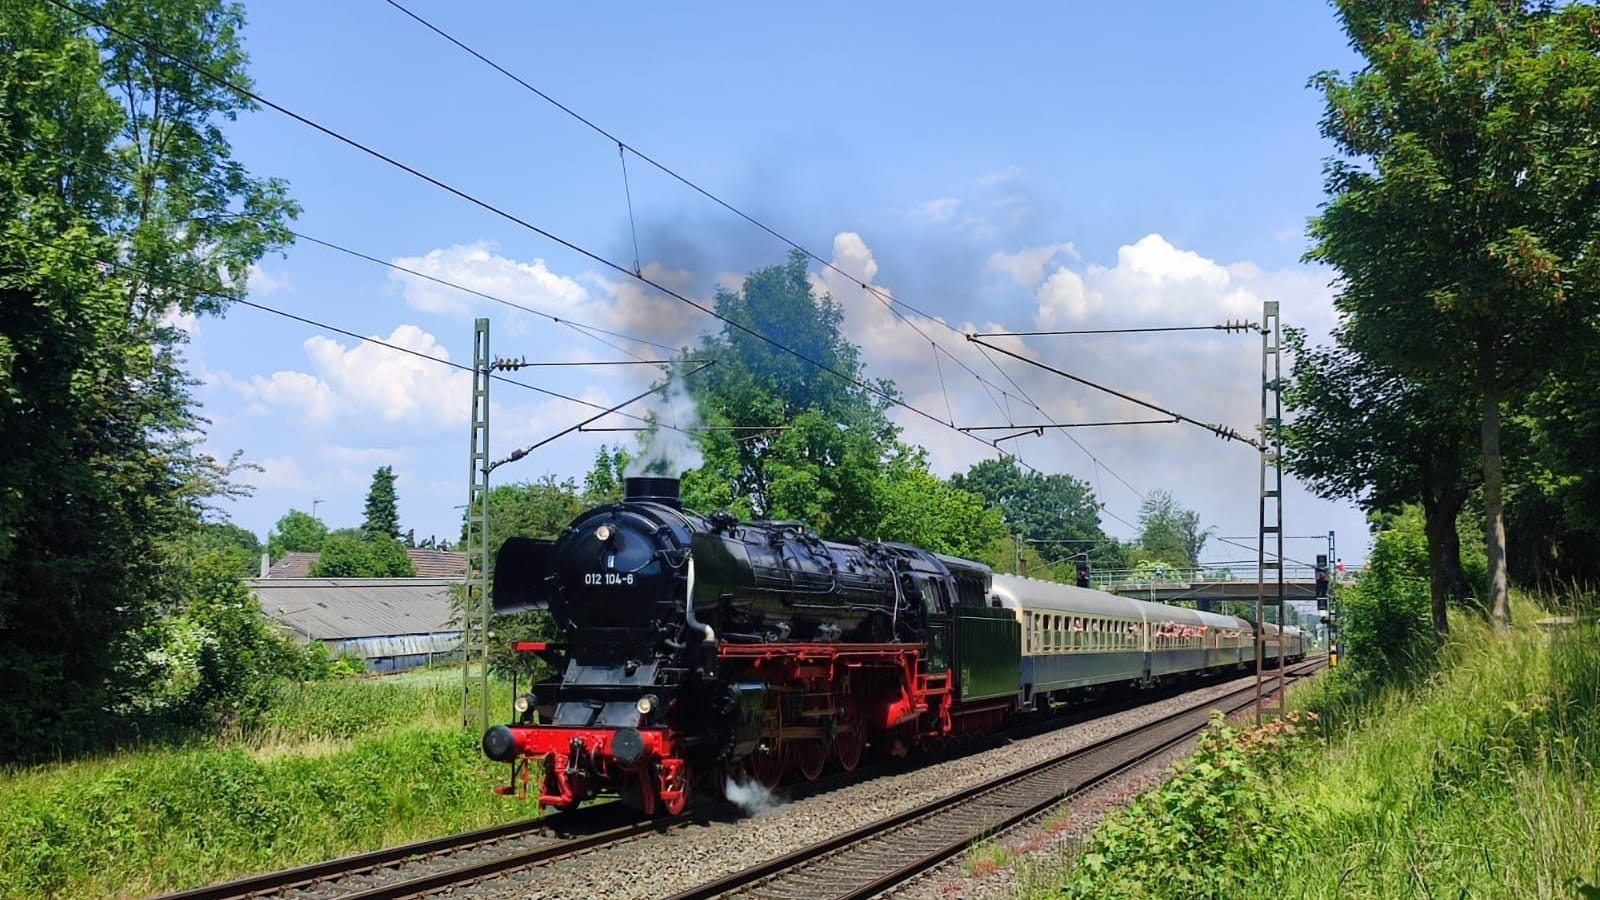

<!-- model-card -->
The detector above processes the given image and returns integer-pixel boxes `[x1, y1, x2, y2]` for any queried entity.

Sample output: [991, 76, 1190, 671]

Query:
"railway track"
[150, 802, 679, 900]
[153, 662, 1318, 900]
[663, 657, 1326, 900]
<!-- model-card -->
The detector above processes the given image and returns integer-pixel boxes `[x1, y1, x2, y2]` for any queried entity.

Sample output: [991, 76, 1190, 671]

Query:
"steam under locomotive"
[482, 475, 1303, 815]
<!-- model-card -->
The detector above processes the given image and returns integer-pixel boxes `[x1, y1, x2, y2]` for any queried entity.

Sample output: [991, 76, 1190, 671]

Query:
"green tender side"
[952, 606, 1021, 702]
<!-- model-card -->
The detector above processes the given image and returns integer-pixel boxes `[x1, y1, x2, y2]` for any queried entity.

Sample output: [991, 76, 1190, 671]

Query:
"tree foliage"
[361, 466, 400, 541]
[266, 509, 327, 562]
[1134, 489, 1210, 569]
[308, 535, 415, 578]
[1282, 327, 1477, 634]
[951, 457, 1121, 570]
[0, 0, 296, 761]
[1310, 0, 1600, 625]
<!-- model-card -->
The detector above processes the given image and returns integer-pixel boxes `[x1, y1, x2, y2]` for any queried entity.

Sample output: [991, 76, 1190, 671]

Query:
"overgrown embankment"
[0, 672, 526, 900]
[1046, 610, 1600, 899]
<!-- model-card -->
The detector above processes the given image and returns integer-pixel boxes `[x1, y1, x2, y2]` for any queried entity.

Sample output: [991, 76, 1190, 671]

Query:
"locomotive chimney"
[623, 475, 682, 509]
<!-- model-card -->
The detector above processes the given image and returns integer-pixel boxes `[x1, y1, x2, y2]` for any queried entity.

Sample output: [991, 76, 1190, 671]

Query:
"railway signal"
[1075, 553, 1091, 588]
[1314, 553, 1330, 609]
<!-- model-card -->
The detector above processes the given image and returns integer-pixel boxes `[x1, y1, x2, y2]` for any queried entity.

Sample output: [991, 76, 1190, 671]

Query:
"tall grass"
[0, 671, 529, 900]
[1039, 601, 1600, 899]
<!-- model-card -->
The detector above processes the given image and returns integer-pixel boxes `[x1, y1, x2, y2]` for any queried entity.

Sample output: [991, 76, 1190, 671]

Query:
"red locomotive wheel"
[747, 698, 786, 790]
[792, 739, 828, 781]
[831, 717, 865, 772]
[748, 740, 786, 789]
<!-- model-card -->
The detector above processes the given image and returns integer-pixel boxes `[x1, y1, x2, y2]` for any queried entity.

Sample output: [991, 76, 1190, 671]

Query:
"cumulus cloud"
[390, 242, 590, 318]
[809, 230, 1344, 549]
[223, 325, 471, 432]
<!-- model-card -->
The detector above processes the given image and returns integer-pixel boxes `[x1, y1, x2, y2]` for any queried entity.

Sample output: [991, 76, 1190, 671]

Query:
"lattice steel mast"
[462, 318, 492, 729]
[1256, 301, 1286, 720]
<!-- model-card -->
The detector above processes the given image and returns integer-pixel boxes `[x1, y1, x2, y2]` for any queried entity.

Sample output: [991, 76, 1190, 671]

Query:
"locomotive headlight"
[513, 695, 531, 715]
[595, 524, 614, 542]
[635, 694, 659, 716]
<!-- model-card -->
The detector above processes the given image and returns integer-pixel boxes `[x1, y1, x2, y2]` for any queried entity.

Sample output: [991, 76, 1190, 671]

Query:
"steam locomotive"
[482, 475, 1304, 815]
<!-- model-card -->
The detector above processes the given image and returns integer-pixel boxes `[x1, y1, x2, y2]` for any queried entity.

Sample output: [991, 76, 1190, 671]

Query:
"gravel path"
[458, 671, 1274, 900]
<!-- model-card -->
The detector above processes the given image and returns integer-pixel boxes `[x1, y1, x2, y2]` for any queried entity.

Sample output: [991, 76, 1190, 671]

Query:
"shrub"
[1059, 711, 1317, 899]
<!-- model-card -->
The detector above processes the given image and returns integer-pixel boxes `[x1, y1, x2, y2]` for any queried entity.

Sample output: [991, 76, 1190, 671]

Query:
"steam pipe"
[685, 556, 715, 644]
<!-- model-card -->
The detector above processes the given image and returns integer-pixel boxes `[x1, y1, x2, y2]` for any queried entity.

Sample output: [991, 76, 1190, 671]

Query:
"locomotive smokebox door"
[493, 536, 556, 614]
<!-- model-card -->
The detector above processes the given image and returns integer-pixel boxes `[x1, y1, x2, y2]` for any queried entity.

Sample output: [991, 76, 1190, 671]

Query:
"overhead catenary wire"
[9, 232, 704, 437]
[971, 321, 1260, 338]
[375, 0, 1169, 498]
[968, 335, 1260, 449]
[46, 0, 1030, 469]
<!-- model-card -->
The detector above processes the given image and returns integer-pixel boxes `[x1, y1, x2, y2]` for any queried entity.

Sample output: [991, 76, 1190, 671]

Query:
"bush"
[1059, 711, 1317, 899]
[310, 535, 415, 577]
[115, 552, 312, 731]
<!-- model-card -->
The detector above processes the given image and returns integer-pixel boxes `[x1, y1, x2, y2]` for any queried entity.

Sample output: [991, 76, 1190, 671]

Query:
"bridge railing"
[1080, 563, 1363, 591]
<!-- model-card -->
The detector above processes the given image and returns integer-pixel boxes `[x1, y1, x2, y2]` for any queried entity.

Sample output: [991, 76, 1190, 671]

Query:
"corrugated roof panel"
[250, 578, 460, 639]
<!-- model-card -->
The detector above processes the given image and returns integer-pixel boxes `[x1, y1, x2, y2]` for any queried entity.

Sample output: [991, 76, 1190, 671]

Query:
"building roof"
[264, 548, 467, 579]
[251, 577, 459, 640]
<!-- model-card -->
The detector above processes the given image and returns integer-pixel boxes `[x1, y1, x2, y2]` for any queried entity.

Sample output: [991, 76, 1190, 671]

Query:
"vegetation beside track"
[0, 670, 529, 900]
[1032, 604, 1600, 899]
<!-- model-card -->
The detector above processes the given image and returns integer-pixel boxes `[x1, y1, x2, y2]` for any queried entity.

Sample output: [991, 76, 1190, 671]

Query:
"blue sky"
[188, 1, 1370, 565]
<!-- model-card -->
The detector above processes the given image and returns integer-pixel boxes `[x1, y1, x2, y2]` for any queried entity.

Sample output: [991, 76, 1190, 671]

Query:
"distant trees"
[952, 457, 1122, 574]
[309, 533, 415, 578]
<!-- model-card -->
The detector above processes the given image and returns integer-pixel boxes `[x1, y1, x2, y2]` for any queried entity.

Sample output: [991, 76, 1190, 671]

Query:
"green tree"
[361, 465, 400, 541]
[180, 519, 264, 579]
[266, 509, 327, 561]
[1283, 327, 1477, 635]
[950, 457, 1117, 568]
[308, 534, 415, 578]
[581, 445, 630, 504]
[675, 251, 902, 539]
[1135, 489, 1209, 568]
[874, 455, 1010, 564]
[0, 0, 295, 760]
[1309, 0, 1600, 628]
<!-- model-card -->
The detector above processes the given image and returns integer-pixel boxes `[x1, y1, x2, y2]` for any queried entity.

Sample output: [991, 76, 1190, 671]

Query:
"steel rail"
[148, 805, 675, 900]
[662, 657, 1325, 900]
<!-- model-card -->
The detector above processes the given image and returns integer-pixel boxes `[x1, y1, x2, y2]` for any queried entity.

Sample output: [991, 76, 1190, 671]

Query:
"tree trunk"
[1480, 339, 1511, 630]
[1420, 496, 1456, 637]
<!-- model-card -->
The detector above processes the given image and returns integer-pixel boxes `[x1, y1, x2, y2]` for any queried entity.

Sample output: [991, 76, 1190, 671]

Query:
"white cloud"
[223, 325, 472, 432]
[248, 263, 293, 296]
[389, 242, 590, 318]
[808, 230, 1347, 550]
[986, 243, 1079, 288]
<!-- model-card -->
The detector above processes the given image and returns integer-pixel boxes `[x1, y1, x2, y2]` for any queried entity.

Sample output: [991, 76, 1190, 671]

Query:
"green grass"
[1034, 598, 1600, 900]
[0, 670, 531, 900]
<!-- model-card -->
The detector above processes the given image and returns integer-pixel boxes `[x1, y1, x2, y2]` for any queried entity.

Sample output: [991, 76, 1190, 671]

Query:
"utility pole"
[1255, 300, 1286, 721]
[462, 318, 492, 730]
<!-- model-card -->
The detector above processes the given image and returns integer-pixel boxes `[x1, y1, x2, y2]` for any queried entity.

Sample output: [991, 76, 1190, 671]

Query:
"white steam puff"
[723, 776, 783, 817]
[624, 378, 704, 478]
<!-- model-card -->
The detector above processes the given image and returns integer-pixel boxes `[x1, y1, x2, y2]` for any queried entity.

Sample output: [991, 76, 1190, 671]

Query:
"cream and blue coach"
[988, 574, 1258, 709]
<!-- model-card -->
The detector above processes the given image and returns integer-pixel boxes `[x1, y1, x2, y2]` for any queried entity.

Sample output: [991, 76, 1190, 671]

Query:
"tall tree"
[676, 250, 902, 539]
[1283, 327, 1476, 635]
[266, 509, 327, 561]
[1135, 490, 1209, 569]
[361, 465, 400, 541]
[1310, 0, 1600, 628]
[0, 0, 295, 760]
